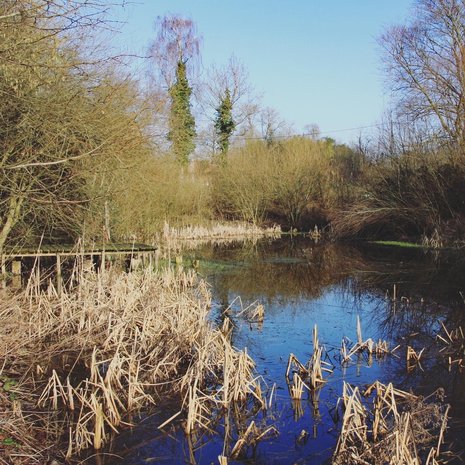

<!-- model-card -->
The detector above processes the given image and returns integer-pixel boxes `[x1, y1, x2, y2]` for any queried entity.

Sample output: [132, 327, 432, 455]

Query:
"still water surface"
[103, 237, 465, 464]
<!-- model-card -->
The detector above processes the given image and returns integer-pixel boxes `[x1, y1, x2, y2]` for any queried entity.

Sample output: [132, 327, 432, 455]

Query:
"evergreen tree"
[168, 60, 196, 166]
[214, 88, 236, 161]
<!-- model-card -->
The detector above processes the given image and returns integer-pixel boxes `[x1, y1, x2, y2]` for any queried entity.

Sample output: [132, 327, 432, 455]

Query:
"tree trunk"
[0, 194, 24, 253]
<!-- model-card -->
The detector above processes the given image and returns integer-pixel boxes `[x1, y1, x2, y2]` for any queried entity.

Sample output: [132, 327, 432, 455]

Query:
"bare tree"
[259, 107, 291, 145]
[149, 15, 202, 88]
[0, 1, 150, 252]
[202, 57, 259, 125]
[380, 0, 465, 146]
[193, 56, 260, 155]
[304, 123, 321, 140]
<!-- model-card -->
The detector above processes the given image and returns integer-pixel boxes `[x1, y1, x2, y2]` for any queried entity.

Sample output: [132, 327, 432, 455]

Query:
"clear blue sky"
[112, 1, 413, 144]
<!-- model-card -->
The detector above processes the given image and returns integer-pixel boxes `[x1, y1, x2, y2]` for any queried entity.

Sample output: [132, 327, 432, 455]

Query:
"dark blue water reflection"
[99, 238, 465, 465]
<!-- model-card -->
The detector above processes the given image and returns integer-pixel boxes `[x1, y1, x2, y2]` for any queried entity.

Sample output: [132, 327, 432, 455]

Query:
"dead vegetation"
[159, 221, 282, 256]
[407, 345, 425, 371]
[235, 299, 265, 324]
[286, 325, 334, 398]
[341, 316, 398, 363]
[0, 266, 265, 462]
[0, 260, 461, 464]
[333, 381, 450, 465]
[229, 420, 278, 459]
[437, 322, 465, 369]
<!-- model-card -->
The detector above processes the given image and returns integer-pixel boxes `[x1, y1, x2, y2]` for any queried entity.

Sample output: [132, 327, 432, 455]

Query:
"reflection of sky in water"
[103, 239, 465, 465]
[215, 288, 399, 464]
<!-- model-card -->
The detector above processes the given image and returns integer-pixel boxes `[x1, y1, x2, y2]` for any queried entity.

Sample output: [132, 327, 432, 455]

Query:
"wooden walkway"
[1, 243, 158, 291]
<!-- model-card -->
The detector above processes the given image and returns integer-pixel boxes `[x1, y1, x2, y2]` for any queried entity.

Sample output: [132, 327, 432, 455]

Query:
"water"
[101, 237, 465, 464]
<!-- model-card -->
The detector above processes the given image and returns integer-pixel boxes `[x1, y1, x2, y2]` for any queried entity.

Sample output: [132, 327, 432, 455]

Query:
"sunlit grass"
[371, 240, 423, 248]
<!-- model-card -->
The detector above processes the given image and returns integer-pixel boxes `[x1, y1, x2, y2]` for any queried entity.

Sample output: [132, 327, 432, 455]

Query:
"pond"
[99, 237, 465, 465]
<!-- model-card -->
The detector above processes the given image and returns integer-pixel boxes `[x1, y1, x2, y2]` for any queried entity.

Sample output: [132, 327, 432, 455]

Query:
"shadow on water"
[94, 237, 465, 465]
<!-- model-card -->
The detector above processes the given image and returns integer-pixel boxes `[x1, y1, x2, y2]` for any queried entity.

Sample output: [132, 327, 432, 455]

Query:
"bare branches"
[4, 142, 108, 170]
[0, 0, 154, 249]
[149, 15, 202, 87]
[380, 0, 465, 145]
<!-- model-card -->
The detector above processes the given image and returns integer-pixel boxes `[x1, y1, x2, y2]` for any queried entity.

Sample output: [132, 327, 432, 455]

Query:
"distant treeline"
[2, 0, 465, 251]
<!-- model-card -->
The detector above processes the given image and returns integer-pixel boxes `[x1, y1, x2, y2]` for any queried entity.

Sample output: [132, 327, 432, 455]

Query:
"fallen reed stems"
[437, 321, 465, 368]
[229, 420, 278, 459]
[333, 381, 449, 465]
[341, 316, 398, 363]
[0, 266, 264, 462]
[233, 298, 266, 324]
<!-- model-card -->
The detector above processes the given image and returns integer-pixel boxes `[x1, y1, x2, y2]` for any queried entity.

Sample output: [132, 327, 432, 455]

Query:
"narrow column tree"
[214, 88, 236, 162]
[168, 60, 196, 166]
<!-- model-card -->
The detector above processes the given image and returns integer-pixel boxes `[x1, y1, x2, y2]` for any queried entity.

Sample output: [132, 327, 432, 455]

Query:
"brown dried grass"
[159, 221, 281, 256]
[341, 316, 397, 363]
[0, 266, 263, 461]
[437, 322, 465, 368]
[333, 381, 449, 465]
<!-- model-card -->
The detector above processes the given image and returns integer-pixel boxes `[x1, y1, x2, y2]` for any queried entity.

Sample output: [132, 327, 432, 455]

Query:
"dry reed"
[341, 316, 397, 363]
[236, 300, 265, 324]
[0, 265, 264, 461]
[307, 325, 333, 388]
[436, 321, 465, 368]
[286, 325, 333, 402]
[229, 420, 278, 459]
[159, 221, 281, 256]
[407, 345, 425, 371]
[162, 221, 281, 242]
[333, 381, 449, 465]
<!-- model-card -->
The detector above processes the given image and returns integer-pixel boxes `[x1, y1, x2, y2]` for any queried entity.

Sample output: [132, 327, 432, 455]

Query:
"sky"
[111, 1, 414, 144]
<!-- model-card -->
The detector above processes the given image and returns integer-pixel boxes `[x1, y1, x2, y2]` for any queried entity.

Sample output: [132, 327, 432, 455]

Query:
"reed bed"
[162, 221, 282, 241]
[341, 316, 398, 363]
[437, 322, 465, 368]
[0, 267, 263, 462]
[333, 381, 449, 465]
[286, 325, 333, 398]
[159, 221, 282, 256]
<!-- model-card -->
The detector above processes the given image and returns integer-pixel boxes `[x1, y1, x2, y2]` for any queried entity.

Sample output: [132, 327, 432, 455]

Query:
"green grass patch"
[371, 240, 423, 249]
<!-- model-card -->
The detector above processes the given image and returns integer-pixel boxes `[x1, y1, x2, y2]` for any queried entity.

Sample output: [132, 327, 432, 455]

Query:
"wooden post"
[56, 254, 62, 297]
[11, 259, 21, 288]
[101, 250, 106, 273]
[36, 256, 41, 287]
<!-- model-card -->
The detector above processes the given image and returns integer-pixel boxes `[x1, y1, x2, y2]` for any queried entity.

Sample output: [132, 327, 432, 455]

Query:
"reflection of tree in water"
[351, 244, 465, 306]
[198, 238, 465, 315]
[200, 239, 371, 305]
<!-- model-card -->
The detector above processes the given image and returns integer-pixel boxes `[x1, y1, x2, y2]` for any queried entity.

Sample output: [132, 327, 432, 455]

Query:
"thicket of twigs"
[330, 151, 465, 244]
